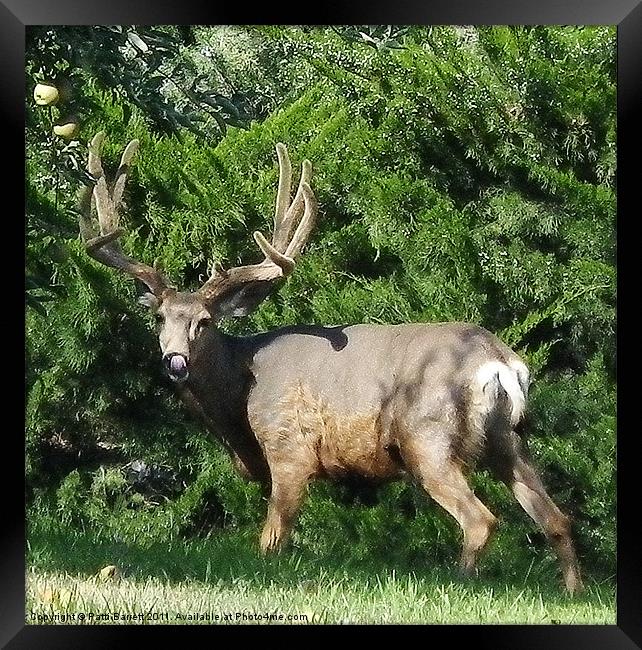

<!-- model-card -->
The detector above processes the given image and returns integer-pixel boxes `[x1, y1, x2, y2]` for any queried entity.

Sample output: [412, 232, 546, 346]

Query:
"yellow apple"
[53, 119, 79, 140]
[33, 83, 59, 106]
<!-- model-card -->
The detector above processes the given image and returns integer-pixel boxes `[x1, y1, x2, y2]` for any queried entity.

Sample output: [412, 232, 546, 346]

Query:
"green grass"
[27, 526, 615, 625]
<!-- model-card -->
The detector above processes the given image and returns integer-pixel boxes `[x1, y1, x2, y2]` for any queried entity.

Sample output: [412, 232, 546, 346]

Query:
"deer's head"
[79, 132, 317, 382]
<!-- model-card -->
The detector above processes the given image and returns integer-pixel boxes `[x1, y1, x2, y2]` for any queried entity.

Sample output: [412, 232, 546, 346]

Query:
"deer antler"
[79, 132, 169, 296]
[198, 143, 317, 308]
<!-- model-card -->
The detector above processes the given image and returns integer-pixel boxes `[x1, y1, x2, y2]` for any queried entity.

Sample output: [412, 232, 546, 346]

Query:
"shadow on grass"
[27, 523, 612, 607]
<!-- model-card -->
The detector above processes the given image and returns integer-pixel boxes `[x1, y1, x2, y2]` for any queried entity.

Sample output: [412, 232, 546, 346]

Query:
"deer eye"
[154, 313, 164, 325]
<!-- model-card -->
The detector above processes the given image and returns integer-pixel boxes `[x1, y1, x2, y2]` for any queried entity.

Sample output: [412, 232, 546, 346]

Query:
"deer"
[79, 132, 583, 594]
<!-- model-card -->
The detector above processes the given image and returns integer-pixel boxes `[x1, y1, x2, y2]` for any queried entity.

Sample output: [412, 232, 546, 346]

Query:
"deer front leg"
[257, 429, 318, 553]
[260, 477, 309, 553]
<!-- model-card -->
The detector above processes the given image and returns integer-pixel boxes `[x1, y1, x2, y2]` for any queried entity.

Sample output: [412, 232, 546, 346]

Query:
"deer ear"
[214, 287, 254, 319]
[138, 292, 160, 310]
[213, 283, 273, 319]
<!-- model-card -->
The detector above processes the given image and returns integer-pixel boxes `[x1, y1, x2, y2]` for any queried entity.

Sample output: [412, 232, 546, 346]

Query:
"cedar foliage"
[26, 26, 616, 579]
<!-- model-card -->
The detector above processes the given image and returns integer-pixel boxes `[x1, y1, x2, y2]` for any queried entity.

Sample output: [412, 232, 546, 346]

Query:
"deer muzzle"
[163, 353, 189, 382]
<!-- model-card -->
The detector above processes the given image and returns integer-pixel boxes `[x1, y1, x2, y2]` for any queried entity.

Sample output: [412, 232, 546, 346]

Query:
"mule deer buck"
[79, 132, 583, 594]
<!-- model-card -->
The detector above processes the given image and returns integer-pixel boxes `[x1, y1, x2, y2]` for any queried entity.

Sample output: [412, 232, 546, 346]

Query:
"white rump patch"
[475, 360, 527, 427]
[508, 359, 530, 396]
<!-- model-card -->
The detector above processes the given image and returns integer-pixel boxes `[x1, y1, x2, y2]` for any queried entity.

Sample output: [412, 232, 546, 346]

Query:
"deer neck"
[182, 328, 247, 417]
[175, 328, 269, 482]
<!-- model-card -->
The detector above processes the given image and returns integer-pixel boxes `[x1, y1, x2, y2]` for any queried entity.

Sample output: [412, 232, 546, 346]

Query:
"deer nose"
[163, 353, 189, 381]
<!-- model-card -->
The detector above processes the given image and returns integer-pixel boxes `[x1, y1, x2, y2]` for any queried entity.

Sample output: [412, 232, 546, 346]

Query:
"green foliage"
[26, 26, 253, 142]
[55, 471, 85, 528]
[26, 26, 616, 583]
[26, 26, 256, 313]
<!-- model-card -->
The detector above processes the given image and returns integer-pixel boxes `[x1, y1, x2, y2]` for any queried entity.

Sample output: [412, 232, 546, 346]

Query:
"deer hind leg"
[400, 433, 497, 575]
[428, 462, 498, 574]
[487, 432, 584, 595]
[511, 455, 583, 594]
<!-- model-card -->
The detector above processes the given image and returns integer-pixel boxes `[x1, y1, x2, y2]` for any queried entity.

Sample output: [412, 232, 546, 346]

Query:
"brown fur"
[253, 382, 405, 481]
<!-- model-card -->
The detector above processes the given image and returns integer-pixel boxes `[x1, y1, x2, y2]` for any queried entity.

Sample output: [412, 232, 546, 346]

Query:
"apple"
[53, 118, 79, 139]
[33, 83, 59, 106]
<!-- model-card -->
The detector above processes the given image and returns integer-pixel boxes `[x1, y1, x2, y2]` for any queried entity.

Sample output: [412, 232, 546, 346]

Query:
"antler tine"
[112, 139, 140, 209]
[87, 131, 105, 178]
[253, 232, 295, 274]
[80, 132, 169, 297]
[272, 143, 292, 249]
[254, 158, 315, 269]
[272, 158, 312, 252]
[256, 145, 314, 260]
[284, 181, 317, 259]
[88, 132, 116, 233]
